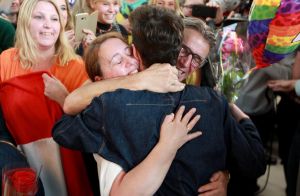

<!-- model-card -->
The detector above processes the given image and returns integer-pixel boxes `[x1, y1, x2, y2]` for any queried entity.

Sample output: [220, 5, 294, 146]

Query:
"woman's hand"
[42, 73, 69, 107]
[64, 29, 79, 48]
[159, 106, 202, 153]
[138, 63, 185, 93]
[267, 79, 297, 92]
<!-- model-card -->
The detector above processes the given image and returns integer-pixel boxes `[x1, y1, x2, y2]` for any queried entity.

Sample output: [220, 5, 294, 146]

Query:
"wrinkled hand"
[141, 63, 185, 93]
[82, 29, 96, 48]
[42, 73, 69, 107]
[267, 80, 296, 92]
[198, 171, 229, 196]
[159, 106, 202, 153]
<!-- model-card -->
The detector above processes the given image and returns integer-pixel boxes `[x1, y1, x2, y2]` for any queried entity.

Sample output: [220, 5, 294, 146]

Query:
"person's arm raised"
[110, 106, 201, 196]
[64, 63, 185, 115]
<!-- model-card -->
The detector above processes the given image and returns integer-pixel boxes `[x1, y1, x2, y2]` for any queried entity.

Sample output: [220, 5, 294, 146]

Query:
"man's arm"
[64, 64, 185, 115]
[53, 97, 105, 152]
[225, 101, 266, 179]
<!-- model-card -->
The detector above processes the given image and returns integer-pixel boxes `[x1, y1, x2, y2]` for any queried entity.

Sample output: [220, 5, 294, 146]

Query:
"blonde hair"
[149, 0, 184, 17]
[72, 0, 120, 21]
[64, 0, 74, 30]
[15, 0, 78, 69]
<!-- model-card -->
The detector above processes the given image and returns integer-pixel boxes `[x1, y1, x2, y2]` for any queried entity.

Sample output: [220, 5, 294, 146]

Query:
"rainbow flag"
[248, 0, 300, 68]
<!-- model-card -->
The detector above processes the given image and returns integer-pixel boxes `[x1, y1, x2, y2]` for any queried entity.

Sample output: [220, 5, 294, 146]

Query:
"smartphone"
[75, 11, 98, 42]
[192, 4, 217, 19]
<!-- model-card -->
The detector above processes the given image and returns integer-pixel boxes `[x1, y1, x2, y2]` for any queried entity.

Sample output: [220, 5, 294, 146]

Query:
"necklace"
[97, 23, 113, 34]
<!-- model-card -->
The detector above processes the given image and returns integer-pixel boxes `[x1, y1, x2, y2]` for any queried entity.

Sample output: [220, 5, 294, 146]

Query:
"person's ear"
[132, 44, 141, 63]
[94, 76, 102, 81]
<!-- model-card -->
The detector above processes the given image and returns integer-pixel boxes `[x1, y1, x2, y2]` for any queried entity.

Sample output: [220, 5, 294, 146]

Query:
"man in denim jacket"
[53, 6, 266, 195]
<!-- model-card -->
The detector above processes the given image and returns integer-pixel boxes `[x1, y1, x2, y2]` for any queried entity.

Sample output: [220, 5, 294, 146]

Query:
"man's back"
[53, 85, 265, 195]
[88, 85, 260, 195]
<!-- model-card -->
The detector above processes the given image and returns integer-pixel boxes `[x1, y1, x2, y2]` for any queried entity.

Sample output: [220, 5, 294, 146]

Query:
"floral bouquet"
[215, 25, 253, 103]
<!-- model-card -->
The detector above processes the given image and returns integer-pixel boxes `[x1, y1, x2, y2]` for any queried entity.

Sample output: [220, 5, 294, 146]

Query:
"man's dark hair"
[129, 5, 184, 68]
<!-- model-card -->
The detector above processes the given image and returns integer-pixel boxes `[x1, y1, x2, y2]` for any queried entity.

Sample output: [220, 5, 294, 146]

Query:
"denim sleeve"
[223, 99, 266, 179]
[52, 97, 105, 153]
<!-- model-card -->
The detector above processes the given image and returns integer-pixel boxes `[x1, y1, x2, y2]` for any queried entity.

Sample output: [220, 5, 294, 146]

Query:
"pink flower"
[221, 32, 244, 54]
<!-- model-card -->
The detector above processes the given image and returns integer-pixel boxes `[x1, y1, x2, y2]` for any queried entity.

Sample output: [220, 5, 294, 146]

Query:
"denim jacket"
[53, 85, 266, 195]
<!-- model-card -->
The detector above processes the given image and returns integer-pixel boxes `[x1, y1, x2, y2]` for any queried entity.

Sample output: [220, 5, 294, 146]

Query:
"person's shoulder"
[0, 18, 15, 32]
[57, 57, 85, 71]
[185, 85, 220, 95]
[67, 57, 84, 66]
[184, 85, 224, 102]
[104, 88, 146, 97]
[0, 48, 21, 82]
[93, 89, 132, 107]
[99, 89, 160, 103]
[1, 48, 17, 59]
[52, 56, 85, 72]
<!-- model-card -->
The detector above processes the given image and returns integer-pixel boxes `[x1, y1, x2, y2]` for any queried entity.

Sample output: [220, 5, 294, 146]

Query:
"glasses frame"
[180, 44, 207, 69]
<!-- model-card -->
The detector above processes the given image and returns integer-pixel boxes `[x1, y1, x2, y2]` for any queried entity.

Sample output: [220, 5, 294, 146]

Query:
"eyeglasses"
[179, 44, 207, 68]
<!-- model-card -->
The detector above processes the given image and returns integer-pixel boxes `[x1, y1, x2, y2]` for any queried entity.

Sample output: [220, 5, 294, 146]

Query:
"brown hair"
[130, 5, 183, 68]
[149, 0, 184, 17]
[84, 32, 127, 81]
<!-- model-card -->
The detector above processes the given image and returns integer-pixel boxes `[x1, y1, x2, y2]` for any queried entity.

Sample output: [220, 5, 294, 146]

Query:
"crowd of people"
[0, 0, 299, 196]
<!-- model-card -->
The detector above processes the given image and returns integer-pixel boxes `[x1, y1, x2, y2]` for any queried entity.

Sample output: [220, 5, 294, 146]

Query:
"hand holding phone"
[192, 4, 217, 19]
[75, 11, 98, 42]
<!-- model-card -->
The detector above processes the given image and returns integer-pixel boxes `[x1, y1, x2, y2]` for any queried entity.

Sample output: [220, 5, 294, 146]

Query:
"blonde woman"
[149, 0, 184, 17]
[53, 0, 78, 48]
[73, 0, 128, 50]
[0, 0, 93, 195]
